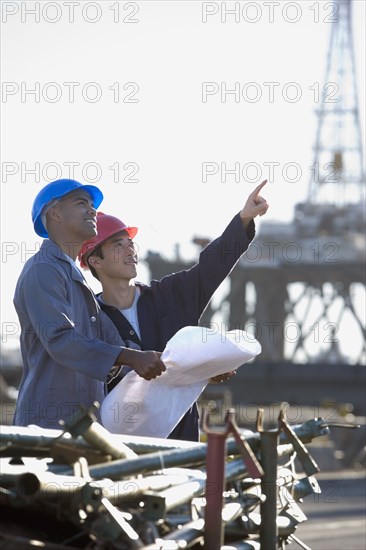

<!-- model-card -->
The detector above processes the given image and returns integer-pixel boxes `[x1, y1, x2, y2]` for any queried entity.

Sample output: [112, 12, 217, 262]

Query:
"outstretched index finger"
[251, 179, 268, 198]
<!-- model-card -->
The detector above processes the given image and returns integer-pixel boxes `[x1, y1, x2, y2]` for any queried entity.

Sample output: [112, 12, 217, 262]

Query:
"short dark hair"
[87, 245, 104, 281]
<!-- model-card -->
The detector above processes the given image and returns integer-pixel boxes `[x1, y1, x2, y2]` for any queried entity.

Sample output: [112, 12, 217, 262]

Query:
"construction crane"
[308, 0, 365, 205]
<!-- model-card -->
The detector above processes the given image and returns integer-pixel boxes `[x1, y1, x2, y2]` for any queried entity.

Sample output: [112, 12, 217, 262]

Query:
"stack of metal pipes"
[0, 404, 329, 549]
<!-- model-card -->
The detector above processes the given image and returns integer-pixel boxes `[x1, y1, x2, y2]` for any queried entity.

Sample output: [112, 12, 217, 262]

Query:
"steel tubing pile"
[0, 406, 331, 549]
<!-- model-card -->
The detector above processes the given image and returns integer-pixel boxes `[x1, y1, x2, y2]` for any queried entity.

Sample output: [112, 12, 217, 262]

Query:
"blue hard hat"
[32, 179, 104, 237]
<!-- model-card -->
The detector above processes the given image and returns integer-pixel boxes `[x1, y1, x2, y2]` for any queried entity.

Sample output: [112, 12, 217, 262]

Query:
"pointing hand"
[240, 179, 269, 222]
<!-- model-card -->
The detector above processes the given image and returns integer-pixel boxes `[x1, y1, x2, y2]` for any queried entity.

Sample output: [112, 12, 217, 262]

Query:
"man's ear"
[88, 255, 102, 269]
[47, 205, 62, 223]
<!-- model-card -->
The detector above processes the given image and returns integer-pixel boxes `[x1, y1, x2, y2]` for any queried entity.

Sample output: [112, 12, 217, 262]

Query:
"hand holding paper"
[101, 326, 261, 438]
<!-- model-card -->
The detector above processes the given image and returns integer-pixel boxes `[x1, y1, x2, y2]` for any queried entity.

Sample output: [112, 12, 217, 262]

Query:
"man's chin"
[84, 226, 97, 238]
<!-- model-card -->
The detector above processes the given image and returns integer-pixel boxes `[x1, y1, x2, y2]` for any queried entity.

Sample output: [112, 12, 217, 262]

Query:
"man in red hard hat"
[79, 180, 269, 441]
[12, 179, 166, 429]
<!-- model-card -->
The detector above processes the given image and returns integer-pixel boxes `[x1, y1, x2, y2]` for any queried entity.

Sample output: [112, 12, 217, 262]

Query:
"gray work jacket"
[12, 239, 124, 428]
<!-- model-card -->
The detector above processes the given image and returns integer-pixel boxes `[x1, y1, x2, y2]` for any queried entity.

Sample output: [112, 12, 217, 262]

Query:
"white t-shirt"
[119, 286, 141, 340]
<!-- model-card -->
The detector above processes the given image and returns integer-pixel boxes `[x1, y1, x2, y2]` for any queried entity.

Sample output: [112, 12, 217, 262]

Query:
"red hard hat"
[78, 212, 138, 269]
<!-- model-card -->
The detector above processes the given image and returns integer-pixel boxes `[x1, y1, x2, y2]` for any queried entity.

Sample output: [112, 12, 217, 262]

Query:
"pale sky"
[1, 0, 365, 346]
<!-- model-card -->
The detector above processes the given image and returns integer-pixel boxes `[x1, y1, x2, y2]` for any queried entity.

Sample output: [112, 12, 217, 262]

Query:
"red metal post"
[204, 428, 227, 550]
[202, 408, 263, 550]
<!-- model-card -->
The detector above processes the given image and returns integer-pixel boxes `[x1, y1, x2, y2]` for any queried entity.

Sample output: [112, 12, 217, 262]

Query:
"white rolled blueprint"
[101, 326, 261, 438]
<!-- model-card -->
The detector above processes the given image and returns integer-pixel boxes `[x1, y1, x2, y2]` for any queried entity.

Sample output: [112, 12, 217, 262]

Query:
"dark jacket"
[99, 214, 255, 441]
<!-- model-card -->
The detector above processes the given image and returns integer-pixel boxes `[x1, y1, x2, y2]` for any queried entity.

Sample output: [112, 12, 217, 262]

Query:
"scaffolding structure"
[147, 0, 365, 368]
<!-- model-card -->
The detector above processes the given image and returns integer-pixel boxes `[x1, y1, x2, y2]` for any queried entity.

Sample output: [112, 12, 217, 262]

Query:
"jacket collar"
[95, 282, 148, 310]
[39, 239, 88, 285]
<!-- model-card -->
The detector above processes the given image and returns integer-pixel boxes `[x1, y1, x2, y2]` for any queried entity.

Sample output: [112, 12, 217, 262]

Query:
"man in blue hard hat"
[12, 179, 166, 429]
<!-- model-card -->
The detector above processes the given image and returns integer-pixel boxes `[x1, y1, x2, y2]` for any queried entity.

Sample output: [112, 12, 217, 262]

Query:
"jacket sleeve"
[18, 262, 123, 380]
[151, 214, 255, 323]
